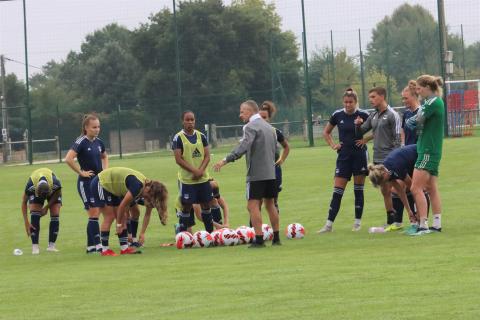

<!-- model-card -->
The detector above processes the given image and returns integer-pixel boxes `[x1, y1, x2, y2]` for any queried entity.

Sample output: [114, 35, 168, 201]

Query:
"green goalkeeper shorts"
[415, 153, 441, 176]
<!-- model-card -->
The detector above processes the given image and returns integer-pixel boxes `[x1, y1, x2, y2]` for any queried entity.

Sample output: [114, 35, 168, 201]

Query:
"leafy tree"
[309, 48, 360, 115]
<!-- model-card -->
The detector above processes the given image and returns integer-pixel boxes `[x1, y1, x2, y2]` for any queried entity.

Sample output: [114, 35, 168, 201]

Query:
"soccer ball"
[175, 231, 195, 249]
[236, 226, 255, 244]
[13, 248, 23, 256]
[285, 223, 305, 239]
[193, 231, 213, 248]
[210, 228, 225, 246]
[221, 229, 239, 246]
[262, 224, 274, 241]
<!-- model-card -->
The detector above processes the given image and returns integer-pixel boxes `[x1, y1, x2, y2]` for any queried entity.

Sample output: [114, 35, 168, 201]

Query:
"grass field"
[1, 136, 479, 320]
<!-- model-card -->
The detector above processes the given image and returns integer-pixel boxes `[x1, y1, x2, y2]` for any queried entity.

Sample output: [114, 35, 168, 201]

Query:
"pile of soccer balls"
[175, 223, 305, 249]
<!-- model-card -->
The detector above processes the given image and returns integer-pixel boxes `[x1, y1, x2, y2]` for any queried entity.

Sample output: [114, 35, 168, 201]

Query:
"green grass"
[1, 136, 479, 319]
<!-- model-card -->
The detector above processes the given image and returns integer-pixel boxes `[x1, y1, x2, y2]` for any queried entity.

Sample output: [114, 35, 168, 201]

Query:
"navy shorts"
[27, 191, 62, 206]
[77, 177, 94, 210]
[89, 176, 121, 208]
[335, 150, 369, 180]
[179, 181, 213, 204]
[246, 179, 278, 200]
[275, 165, 283, 193]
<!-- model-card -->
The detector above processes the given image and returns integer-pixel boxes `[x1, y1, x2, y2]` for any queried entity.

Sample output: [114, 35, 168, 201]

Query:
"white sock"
[132, 237, 138, 243]
[95, 244, 102, 251]
[48, 242, 55, 248]
[419, 219, 428, 229]
[120, 244, 129, 251]
[354, 219, 361, 226]
[32, 244, 39, 249]
[432, 214, 441, 228]
[326, 220, 333, 227]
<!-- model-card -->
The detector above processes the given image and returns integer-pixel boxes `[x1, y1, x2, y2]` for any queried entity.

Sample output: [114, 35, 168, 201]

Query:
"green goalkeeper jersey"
[417, 96, 444, 157]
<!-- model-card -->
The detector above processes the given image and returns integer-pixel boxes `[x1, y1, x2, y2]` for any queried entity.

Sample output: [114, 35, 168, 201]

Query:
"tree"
[366, 4, 442, 91]
[309, 48, 360, 115]
[131, 0, 301, 134]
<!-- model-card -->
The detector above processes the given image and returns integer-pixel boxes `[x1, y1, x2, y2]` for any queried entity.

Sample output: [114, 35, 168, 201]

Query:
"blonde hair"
[242, 100, 259, 112]
[403, 80, 419, 98]
[368, 163, 388, 188]
[81, 113, 99, 135]
[144, 180, 169, 224]
[260, 100, 277, 119]
[417, 75, 443, 96]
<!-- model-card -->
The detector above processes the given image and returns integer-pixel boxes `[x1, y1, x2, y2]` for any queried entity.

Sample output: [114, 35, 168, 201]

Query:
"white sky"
[0, 0, 478, 79]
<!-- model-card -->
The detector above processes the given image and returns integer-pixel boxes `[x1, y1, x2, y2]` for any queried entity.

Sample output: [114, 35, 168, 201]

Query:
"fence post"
[211, 124, 217, 148]
[461, 24, 466, 80]
[385, 27, 392, 106]
[56, 104, 62, 163]
[330, 30, 336, 107]
[300, 0, 314, 147]
[117, 104, 123, 159]
[358, 29, 366, 108]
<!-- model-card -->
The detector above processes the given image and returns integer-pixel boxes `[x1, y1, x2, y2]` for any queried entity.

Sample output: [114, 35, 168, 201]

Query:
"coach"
[214, 100, 280, 247]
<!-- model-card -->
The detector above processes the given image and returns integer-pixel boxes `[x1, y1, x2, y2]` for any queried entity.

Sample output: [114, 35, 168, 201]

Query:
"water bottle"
[368, 227, 385, 233]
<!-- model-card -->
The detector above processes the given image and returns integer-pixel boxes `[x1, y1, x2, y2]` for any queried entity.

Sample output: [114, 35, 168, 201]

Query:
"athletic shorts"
[179, 181, 213, 204]
[77, 177, 94, 210]
[246, 179, 278, 200]
[415, 153, 441, 177]
[335, 150, 369, 180]
[275, 165, 283, 193]
[27, 191, 62, 206]
[89, 176, 122, 208]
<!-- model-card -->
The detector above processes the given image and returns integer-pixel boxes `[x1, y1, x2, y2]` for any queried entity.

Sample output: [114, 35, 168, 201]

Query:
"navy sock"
[130, 219, 139, 239]
[49, 216, 59, 243]
[179, 211, 190, 232]
[86, 220, 94, 247]
[118, 229, 128, 247]
[30, 212, 41, 245]
[392, 193, 404, 223]
[274, 197, 280, 214]
[407, 192, 416, 217]
[126, 219, 132, 235]
[273, 231, 280, 242]
[101, 231, 110, 249]
[353, 184, 364, 219]
[211, 206, 222, 224]
[201, 209, 214, 233]
[255, 235, 264, 245]
[87, 218, 101, 247]
[327, 187, 344, 222]
[387, 210, 396, 225]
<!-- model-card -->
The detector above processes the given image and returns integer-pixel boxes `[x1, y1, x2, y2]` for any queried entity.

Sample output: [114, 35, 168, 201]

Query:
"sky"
[0, 0, 478, 79]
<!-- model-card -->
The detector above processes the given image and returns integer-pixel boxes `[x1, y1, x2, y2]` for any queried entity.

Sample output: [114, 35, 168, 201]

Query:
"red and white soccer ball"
[285, 223, 305, 239]
[175, 231, 195, 249]
[193, 231, 213, 248]
[210, 228, 225, 246]
[221, 229, 239, 246]
[262, 224, 274, 241]
[236, 226, 255, 244]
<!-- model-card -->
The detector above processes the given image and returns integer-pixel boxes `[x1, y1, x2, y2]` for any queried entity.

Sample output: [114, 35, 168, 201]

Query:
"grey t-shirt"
[357, 106, 401, 163]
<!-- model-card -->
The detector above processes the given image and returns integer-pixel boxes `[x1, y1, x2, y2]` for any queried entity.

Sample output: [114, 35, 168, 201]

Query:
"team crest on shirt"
[192, 148, 202, 158]
[183, 194, 190, 200]
[87, 147, 91, 151]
